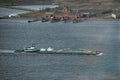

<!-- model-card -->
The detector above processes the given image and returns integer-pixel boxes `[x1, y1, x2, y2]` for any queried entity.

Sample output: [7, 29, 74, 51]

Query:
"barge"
[14, 46, 103, 56]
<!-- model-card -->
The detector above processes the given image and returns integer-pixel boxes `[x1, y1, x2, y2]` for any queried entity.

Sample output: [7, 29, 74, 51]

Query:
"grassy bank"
[19, 7, 62, 18]
[19, 11, 45, 18]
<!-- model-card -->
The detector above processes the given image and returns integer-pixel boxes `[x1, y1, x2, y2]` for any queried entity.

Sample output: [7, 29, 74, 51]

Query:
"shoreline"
[0, 6, 120, 21]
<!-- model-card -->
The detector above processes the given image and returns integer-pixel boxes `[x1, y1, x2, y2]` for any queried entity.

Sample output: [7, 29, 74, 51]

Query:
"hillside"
[0, 0, 120, 6]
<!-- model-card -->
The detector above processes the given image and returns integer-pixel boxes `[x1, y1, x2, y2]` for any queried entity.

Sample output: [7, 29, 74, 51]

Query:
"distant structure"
[42, 6, 80, 19]
[8, 14, 18, 18]
[111, 13, 120, 19]
[111, 13, 116, 19]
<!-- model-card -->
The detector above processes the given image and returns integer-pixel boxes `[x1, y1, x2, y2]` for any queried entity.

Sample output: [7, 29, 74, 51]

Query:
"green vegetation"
[19, 11, 45, 18]
[19, 7, 63, 18]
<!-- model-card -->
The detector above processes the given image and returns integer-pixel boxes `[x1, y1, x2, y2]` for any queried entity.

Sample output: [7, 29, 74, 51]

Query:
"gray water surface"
[0, 7, 29, 16]
[0, 19, 120, 80]
[13, 5, 59, 10]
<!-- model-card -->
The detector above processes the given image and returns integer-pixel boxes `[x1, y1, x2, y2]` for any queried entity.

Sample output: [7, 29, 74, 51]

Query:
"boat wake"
[0, 50, 15, 53]
[96, 52, 103, 56]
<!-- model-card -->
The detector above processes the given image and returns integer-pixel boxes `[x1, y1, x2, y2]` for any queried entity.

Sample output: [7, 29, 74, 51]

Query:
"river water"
[0, 8, 120, 80]
[0, 5, 58, 16]
[0, 7, 29, 16]
[13, 5, 59, 10]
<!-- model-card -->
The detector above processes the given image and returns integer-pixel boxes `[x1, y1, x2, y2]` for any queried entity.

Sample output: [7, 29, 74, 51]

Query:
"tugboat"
[23, 46, 39, 52]
[15, 44, 39, 53]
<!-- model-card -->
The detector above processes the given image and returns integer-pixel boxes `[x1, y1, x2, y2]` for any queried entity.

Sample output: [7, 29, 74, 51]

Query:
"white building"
[111, 13, 120, 19]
